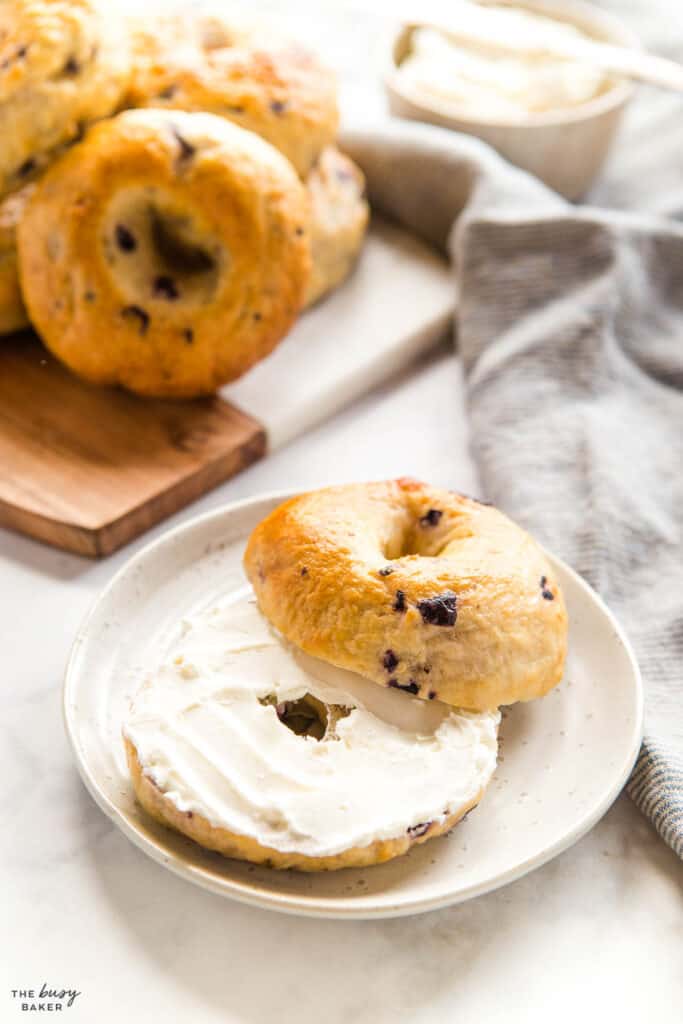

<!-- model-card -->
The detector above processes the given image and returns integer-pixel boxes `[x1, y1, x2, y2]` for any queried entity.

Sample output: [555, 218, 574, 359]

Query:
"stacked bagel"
[125, 479, 569, 871]
[0, 1, 368, 396]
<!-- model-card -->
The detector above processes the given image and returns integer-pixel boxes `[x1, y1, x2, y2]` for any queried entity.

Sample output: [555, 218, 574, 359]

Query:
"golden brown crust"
[125, 736, 482, 872]
[17, 108, 311, 398]
[0, 185, 34, 334]
[244, 479, 568, 711]
[304, 147, 369, 308]
[126, 10, 338, 179]
[0, 0, 130, 197]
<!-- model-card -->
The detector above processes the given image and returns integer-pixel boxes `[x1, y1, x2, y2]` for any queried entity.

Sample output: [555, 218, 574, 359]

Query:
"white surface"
[2, 0, 683, 1018]
[2, 349, 681, 1020]
[223, 217, 454, 448]
[64, 493, 641, 917]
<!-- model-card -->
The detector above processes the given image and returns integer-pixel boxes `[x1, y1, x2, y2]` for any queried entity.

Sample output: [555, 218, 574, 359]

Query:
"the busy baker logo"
[10, 985, 81, 1013]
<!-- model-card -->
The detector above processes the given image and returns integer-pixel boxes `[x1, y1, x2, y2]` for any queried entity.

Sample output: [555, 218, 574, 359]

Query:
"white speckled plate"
[63, 492, 643, 919]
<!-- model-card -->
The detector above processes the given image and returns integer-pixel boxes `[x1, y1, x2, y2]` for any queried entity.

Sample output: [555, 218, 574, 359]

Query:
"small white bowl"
[384, 0, 638, 199]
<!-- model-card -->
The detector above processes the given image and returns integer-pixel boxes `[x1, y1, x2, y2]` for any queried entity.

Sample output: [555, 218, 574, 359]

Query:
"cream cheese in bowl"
[385, 0, 637, 197]
[395, 6, 613, 121]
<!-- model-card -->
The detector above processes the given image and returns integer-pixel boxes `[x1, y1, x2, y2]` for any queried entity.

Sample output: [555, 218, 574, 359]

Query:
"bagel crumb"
[301, 567, 308, 576]
[121, 305, 150, 335]
[382, 650, 399, 671]
[378, 566, 394, 577]
[115, 224, 137, 251]
[388, 678, 419, 695]
[417, 591, 457, 627]
[407, 821, 431, 838]
[393, 590, 406, 612]
[419, 508, 442, 527]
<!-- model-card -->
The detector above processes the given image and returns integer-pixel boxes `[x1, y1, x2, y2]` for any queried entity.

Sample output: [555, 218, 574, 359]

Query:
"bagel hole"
[384, 531, 434, 560]
[103, 191, 223, 307]
[151, 210, 216, 276]
[383, 517, 449, 560]
[259, 693, 351, 741]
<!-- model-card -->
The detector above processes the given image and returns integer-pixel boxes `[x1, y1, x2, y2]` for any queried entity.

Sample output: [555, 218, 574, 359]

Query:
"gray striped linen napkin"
[343, 120, 683, 857]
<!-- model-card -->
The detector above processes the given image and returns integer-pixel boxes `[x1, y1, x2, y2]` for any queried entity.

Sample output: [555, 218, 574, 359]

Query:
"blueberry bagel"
[123, 594, 500, 870]
[304, 147, 369, 308]
[0, 0, 130, 198]
[126, 10, 338, 179]
[0, 185, 33, 335]
[17, 109, 311, 397]
[0, 146, 363, 336]
[0, 148, 366, 334]
[244, 479, 568, 711]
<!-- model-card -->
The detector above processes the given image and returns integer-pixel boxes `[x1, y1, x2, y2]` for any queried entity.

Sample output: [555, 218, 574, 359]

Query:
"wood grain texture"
[0, 334, 266, 557]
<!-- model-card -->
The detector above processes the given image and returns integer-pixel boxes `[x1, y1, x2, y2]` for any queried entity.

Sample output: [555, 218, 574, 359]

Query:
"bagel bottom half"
[126, 737, 484, 871]
[123, 593, 499, 871]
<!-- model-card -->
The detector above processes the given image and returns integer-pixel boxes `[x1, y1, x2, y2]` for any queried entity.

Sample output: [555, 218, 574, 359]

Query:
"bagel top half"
[0, 0, 131, 198]
[244, 479, 568, 711]
[125, 9, 338, 179]
[17, 108, 311, 397]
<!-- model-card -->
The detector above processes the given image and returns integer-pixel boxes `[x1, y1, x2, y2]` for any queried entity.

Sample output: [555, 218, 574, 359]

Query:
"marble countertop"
[4, 345, 681, 1023]
[3, 2, 682, 1021]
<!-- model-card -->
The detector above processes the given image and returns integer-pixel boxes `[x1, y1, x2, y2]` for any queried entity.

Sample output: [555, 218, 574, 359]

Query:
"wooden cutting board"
[0, 334, 265, 557]
[0, 217, 454, 558]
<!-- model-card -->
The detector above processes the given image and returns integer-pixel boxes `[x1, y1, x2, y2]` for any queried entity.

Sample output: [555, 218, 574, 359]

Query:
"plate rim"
[62, 490, 644, 920]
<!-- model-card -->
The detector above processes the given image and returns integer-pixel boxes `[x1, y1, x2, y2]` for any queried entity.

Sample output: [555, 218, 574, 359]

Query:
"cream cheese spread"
[396, 7, 610, 120]
[124, 593, 499, 858]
